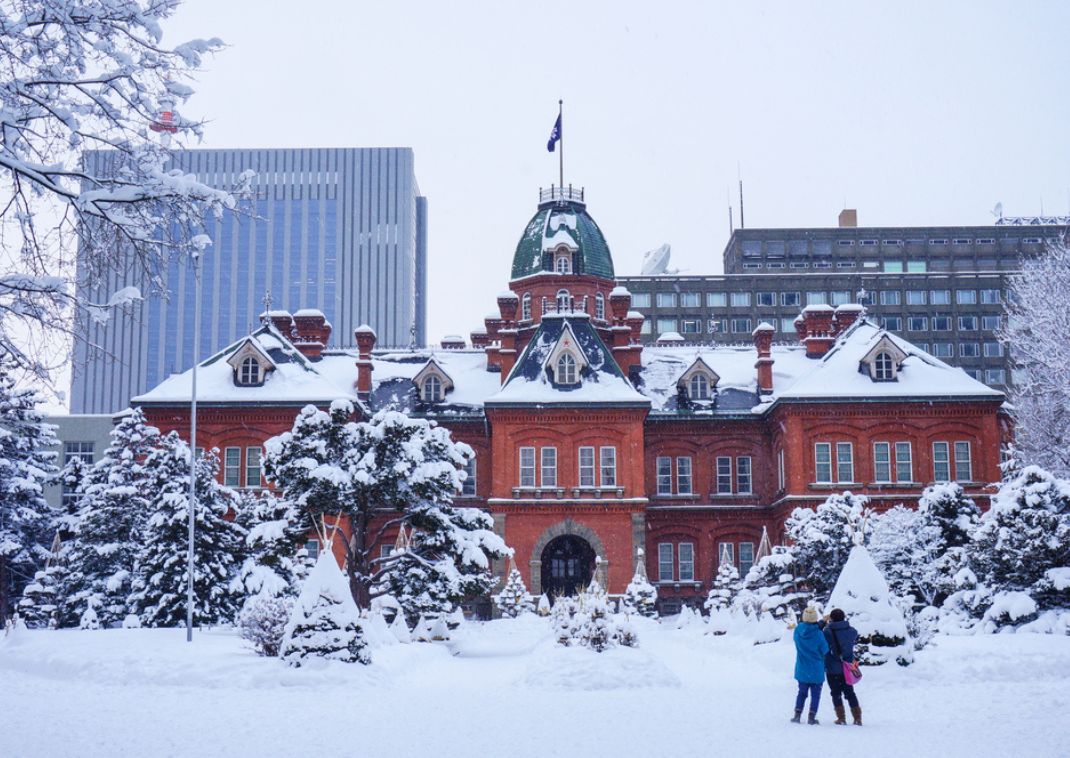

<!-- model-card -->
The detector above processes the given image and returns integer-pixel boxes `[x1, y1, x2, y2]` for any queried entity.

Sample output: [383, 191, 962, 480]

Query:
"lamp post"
[186, 246, 204, 642]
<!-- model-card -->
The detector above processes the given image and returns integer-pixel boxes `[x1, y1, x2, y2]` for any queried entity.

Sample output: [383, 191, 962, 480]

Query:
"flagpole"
[558, 99, 564, 191]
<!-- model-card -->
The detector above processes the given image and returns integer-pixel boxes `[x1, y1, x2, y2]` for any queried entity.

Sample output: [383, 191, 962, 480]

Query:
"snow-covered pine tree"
[705, 547, 741, 614]
[785, 491, 871, 600]
[999, 233, 1070, 478]
[238, 594, 293, 657]
[280, 549, 369, 666]
[917, 483, 982, 602]
[966, 466, 1070, 620]
[828, 544, 912, 665]
[264, 404, 508, 615]
[0, 358, 59, 623]
[734, 545, 809, 620]
[17, 569, 58, 628]
[61, 409, 159, 626]
[235, 489, 307, 601]
[620, 547, 658, 618]
[868, 505, 942, 606]
[495, 557, 534, 618]
[129, 434, 244, 627]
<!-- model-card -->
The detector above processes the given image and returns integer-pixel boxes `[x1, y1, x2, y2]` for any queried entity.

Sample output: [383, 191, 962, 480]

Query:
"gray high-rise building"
[71, 147, 427, 413]
[619, 214, 1068, 390]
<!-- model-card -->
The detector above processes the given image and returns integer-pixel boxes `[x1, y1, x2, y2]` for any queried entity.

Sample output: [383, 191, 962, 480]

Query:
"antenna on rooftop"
[737, 164, 745, 229]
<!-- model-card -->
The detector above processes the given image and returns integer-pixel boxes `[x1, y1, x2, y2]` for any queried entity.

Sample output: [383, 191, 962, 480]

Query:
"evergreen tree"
[17, 569, 58, 628]
[621, 548, 658, 618]
[280, 550, 369, 666]
[829, 544, 913, 665]
[704, 559, 740, 614]
[786, 491, 871, 599]
[0, 359, 59, 623]
[495, 557, 534, 618]
[734, 546, 809, 620]
[129, 434, 245, 627]
[235, 489, 307, 600]
[869, 505, 942, 606]
[238, 594, 293, 657]
[917, 483, 981, 603]
[62, 409, 159, 626]
[264, 404, 508, 612]
[967, 466, 1070, 611]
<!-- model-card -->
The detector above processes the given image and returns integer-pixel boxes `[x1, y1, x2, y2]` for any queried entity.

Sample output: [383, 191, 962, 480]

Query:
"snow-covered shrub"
[234, 490, 307, 602]
[620, 549, 658, 618]
[735, 546, 808, 620]
[121, 613, 141, 629]
[828, 545, 912, 665]
[552, 578, 637, 652]
[704, 561, 740, 614]
[786, 492, 870, 600]
[537, 594, 551, 616]
[79, 606, 100, 630]
[280, 551, 369, 667]
[17, 571, 57, 629]
[752, 612, 785, 645]
[239, 594, 294, 657]
[495, 565, 535, 618]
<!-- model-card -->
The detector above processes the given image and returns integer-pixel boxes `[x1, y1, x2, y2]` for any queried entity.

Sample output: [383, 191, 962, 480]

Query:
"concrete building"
[619, 214, 1068, 389]
[42, 415, 116, 515]
[70, 148, 427, 413]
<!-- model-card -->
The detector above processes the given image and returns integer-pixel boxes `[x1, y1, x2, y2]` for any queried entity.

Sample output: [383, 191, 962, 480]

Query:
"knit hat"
[802, 606, 819, 624]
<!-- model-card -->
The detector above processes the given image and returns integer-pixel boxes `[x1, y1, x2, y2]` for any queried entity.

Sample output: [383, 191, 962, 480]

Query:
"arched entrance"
[541, 535, 595, 599]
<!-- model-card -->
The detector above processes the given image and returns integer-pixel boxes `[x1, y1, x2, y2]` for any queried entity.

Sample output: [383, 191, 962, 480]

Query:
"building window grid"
[245, 446, 262, 488]
[461, 457, 477, 496]
[836, 442, 854, 483]
[678, 543, 695, 582]
[656, 456, 673, 495]
[954, 442, 972, 481]
[224, 447, 241, 487]
[578, 446, 595, 487]
[815, 443, 832, 484]
[873, 442, 891, 483]
[736, 456, 752, 494]
[541, 447, 557, 488]
[658, 543, 674, 582]
[599, 446, 617, 487]
[676, 456, 693, 495]
[739, 542, 755, 578]
[933, 442, 950, 482]
[716, 456, 733, 493]
[895, 441, 913, 483]
[519, 447, 536, 488]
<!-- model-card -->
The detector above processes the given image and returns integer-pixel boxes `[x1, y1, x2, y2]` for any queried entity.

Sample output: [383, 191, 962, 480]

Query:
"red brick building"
[134, 188, 1008, 613]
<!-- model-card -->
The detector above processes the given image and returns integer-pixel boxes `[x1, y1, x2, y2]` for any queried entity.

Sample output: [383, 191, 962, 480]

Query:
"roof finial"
[262, 289, 273, 312]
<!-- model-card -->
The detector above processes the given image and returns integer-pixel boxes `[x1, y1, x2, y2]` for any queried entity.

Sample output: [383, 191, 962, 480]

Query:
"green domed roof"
[511, 198, 615, 280]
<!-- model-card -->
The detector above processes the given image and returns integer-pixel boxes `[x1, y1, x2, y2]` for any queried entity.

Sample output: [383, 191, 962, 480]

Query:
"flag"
[546, 114, 561, 152]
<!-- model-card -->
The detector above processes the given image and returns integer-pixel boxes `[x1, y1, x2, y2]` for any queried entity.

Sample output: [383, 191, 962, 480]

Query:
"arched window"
[555, 252, 572, 274]
[556, 353, 578, 384]
[422, 375, 442, 402]
[874, 351, 895, 381]
[556, 289, 571, 312]
[595, 293, 605, 321]
[521, 293, 532, 321]
[238, 356, 261, 385]
[689, 373, 709, 400]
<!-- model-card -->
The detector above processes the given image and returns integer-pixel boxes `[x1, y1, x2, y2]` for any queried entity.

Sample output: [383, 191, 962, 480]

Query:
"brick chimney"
[291, 309, 332, 359]
[261, 310, 295, 338]
[838, 208, 857, 228]
[799, 305, 836, 358]
[833, 303, 864, 336]
[470, 328, 489, 349]
[609, 286, 631, 322]
[752, 322, 775, 394]
[440, 335, 465, 350]
[497, 291, 518, 322]
[354, 325, 376, 399]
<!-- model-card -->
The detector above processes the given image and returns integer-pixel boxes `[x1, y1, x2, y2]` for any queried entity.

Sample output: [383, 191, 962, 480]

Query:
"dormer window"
[422, 375, 443, 402]
[873, 351, 894, 381]
[521, 293, 532, 321]
[861, 335, 908, 382]
[555, 251, 572, 274]
[595, 293, 605, 321]
[556, 353, 578, 384]
[238, 357, 261, 386]
[556, 289, 571, 312]
[689, 373, 710, 400]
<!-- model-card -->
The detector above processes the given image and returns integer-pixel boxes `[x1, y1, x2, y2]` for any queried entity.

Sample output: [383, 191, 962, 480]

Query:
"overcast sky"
[162, 0, 1069, 345]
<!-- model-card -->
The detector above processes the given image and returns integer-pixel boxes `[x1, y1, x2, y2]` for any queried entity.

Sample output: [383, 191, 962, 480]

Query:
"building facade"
[619, 219, 1068, 390]
[71, 147, 427, 414]
[133, 188, 1008, 614]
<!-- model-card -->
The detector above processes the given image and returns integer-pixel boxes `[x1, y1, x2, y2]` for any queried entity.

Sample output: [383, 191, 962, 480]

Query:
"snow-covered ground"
[2, 617, 1068, 757]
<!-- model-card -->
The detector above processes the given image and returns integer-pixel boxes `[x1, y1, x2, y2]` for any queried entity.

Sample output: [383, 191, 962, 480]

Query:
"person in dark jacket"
[823, 608, 863, 725]
[792, 606, 830, 724]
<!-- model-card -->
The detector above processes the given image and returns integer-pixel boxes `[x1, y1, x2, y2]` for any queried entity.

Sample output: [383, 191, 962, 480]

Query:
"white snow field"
[2, 617, 1068, 758]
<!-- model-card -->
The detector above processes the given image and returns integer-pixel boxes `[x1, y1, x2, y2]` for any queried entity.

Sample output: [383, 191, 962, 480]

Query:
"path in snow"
[2, 618, 1068, 758]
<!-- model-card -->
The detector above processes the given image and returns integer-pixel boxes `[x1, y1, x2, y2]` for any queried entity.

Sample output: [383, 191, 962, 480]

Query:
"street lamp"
[186, 242, 205, 642]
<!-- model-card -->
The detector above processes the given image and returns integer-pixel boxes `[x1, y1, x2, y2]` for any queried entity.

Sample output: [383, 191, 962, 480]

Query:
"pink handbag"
[843, 660, 863, 685]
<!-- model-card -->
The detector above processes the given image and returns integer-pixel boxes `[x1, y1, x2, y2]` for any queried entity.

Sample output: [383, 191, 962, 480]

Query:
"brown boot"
[790, 709, 802, 723]
[834, 704, 847, 725]
[851, 706, 863, 726]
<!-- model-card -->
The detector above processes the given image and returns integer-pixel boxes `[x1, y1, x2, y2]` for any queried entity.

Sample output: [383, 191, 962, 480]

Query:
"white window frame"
[599, 446, 617, 487]
[541, 447, 557, 488]
[556, 353, 578, 384]
[689, 373, 709, 400]
[578, 446, 595, 487]
[736, 456, 752, 494]
[656, 456, 673, 495]
[895, 441, 913, 483]
[777, 449, 785, 491]
[873, 442, 891, 483]
[739, 542, 755, 578]
[658, 543, 674, 582]
[594, 293, 605, 320]
[874, 352, 895, 381]
[954, 441, 973, 482]
[815, 443, 832, 483]
[678, 543, 695, 582]
[245, 446, 262, 488]
[676, 456, 693, 495]
[461, 456, 477, 496]
[519, 447, 536, 488]
[555, 252, 571, 274]
[422, 375, 442, 402]
[224, 446, 241, 487]
[933, 442, 950, 482]
[836, 442, 854, 483]
[716, 456, 733, 493]
[556, 289, 570, 311]
[521, 293, 532, 320]
[238, 356, 261, 385]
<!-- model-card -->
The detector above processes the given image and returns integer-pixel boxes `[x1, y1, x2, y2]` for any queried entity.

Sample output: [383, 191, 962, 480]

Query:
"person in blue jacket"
[792, 606, 829, 724]
[823, 608, 863, 725]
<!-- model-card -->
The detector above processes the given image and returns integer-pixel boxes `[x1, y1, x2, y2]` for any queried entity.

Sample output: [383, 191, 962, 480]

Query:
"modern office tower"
[618, 214, 1068, 389]
[70, 147, 427, 413]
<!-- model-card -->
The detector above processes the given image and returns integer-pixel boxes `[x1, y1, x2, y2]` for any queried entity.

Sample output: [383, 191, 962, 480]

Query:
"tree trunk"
[347, 511, 372, 610]
[0, 556, 10, 625]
